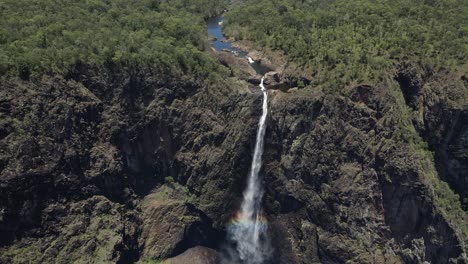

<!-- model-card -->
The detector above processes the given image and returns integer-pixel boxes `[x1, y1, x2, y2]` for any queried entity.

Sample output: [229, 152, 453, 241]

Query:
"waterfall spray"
[226, 77, 271, 264]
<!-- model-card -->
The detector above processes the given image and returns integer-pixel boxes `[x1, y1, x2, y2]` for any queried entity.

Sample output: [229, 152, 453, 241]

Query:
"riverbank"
[206, 16, 308, 92]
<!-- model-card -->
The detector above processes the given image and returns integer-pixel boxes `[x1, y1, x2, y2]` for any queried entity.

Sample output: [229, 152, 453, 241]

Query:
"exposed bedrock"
[395, 62, 468, 209]
[262, 82, 466, 263]
[0, 63, 466, 263]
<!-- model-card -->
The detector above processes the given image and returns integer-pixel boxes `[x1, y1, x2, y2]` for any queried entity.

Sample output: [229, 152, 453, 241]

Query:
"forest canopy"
[0, 0, 228, 80]
[224, 0, 468, 87]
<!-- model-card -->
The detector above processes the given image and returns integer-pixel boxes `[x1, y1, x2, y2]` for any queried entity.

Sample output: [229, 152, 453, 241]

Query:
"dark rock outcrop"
[395, 62, 468, 210]
[262, 81, 467, 263]
[0, 62, 466, 264]
[264, 71, 292, 91]
[212, 50, 256, 80]
[0, 66, 258, 263]
[162, 246, 219, 264]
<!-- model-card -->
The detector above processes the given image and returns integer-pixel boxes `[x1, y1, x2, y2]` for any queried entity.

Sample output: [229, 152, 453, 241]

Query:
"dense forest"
[224, 0, 468, 88]
[0, 0, 228, 80]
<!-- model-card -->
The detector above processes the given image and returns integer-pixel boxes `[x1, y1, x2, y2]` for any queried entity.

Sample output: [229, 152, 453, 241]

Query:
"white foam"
[227, 76, 271, 264]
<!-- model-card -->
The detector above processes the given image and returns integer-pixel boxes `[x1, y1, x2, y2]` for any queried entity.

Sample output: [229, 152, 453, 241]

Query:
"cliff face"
[396, 63, 468, 210]
[0, 65, 257, 263]
[264, 76, 467, 263]
[0, 62, 467, 263]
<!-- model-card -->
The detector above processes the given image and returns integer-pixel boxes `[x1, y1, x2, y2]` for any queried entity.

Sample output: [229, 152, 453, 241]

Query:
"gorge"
[0, 0, 467, 264]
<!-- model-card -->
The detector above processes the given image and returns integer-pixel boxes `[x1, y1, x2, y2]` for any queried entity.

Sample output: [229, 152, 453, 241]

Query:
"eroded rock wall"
[0, 64, 466, 264]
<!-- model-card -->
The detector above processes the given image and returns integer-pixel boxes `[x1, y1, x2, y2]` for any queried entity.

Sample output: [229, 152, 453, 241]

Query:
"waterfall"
[226, 77, 271, 264]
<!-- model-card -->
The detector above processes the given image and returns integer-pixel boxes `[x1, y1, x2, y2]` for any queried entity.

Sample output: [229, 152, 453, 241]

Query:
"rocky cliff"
[0, 58, 467, 263]
[0, 64, 256, 263]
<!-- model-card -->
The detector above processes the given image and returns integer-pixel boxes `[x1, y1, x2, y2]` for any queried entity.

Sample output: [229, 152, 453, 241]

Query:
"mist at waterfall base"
[222, 78, 272, 264]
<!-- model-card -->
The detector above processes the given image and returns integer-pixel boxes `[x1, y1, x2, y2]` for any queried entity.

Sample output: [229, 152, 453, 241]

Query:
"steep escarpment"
[395, 62, 468, 210]
[261, 78, 466, 263]
[0, 65, 262, 263]
[1, 61, 466, 264]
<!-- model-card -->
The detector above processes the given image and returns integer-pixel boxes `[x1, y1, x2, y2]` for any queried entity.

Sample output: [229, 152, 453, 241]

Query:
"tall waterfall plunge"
[226, 77, 271, 264]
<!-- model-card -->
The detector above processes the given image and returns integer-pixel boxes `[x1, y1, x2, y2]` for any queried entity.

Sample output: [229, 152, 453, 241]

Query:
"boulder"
[248, 75, 263, 85]
[263, 71, 292, 91]
[264, 71, 281, 84]
[215, 52, 256, 79]
[162, 246, 219, 264]
[247, 50, 262, 61]
[268, 82, 291, 91]
[139, 184, 215, 260]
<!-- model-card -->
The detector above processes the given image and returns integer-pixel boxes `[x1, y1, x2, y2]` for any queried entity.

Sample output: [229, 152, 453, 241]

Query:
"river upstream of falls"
[207, 15, 272, 264]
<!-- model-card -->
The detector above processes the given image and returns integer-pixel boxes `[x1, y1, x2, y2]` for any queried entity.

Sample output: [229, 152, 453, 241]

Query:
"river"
[206, 16, 270, 76]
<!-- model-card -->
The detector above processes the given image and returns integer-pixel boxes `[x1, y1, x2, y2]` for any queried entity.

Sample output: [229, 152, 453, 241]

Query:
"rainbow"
[228, 211, 269, 227]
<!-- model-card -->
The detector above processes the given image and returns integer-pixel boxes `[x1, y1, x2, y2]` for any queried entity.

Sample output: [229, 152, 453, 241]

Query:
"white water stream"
[227, 77, 271, 264]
